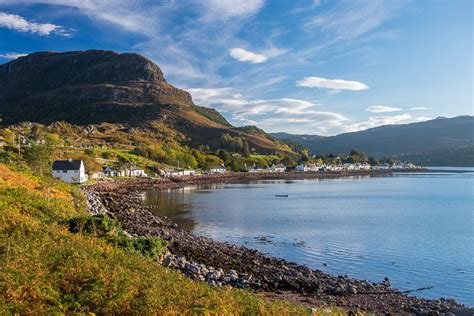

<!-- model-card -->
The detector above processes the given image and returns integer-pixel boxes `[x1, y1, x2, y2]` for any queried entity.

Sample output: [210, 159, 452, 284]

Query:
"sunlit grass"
[0, 163, 316, 314]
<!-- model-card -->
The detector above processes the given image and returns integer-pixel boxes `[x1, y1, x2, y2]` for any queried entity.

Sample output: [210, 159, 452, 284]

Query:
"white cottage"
[295, 164, 309, 172]
[267, 163, 286, 172]
[209, 165, 227, 174]
[103, 166, 147, 177]
[52, 159, 88, 184]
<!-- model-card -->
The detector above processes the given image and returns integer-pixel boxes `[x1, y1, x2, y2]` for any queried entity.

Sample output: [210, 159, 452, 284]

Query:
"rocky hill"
[0, 50, 290, 154]
[271, 116, 474, 166]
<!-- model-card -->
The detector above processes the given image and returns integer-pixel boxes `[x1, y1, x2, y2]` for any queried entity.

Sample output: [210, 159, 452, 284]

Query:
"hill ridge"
[270, 116, 474, 166]
[0, 50, 290, 154]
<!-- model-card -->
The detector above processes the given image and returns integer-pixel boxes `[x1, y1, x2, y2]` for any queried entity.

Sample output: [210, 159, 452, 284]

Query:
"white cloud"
[366, 105, 402, 113]
[199, 0, 265, 21]
[4, 0, 162, 36]
[229, 45, 289, 64]
[188, 87, 234, 100]
[411, 107, 431, 111]
[296, 76, 369, 91]
[0, 52, 27, 59]
[188, 86, 347, 134]
[345, 113, 427, 132]
[414, 116, 432, 121]
[229, 48, 268, 64]
[0, 11, 69, 36]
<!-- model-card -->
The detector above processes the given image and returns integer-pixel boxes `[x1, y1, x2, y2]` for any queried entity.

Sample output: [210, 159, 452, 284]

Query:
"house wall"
[52, 164, 87, 184]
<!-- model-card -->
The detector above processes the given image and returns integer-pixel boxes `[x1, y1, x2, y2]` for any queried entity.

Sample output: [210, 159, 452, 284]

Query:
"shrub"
[65, 214, 168, 259]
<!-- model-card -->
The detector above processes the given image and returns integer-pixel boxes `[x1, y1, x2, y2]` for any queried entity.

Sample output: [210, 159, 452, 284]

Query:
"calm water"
[145, 168, 474, 306]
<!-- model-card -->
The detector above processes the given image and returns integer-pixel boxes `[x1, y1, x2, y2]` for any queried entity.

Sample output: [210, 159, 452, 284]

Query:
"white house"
[343, 163, 356, 171]
[267, 163, 286, 172]
[295, 164, 310, 172]
[306, 164, 320, 172]
[169, 169, 196, 177]
[52, 159, 88, 184]
[103, 166, 147, 177]
[248, 164, 264, 173]
[127, 168, 147, 177]
[209, 165, 227, 174]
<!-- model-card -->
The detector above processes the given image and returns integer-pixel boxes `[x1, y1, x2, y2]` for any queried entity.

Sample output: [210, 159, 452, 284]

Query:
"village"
[51, 158, 419, 184]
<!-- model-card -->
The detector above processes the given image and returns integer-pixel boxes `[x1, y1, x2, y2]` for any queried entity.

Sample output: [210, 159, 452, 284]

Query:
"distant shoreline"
[83, 168, 472, 314]
[93, 168, 425, 191]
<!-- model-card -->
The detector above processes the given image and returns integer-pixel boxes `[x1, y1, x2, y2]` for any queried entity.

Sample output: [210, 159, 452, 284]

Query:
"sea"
[145, 167, 474, 306]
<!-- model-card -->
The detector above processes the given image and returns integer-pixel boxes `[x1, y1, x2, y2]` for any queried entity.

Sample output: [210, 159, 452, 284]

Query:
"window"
[62, 170, 67, 173]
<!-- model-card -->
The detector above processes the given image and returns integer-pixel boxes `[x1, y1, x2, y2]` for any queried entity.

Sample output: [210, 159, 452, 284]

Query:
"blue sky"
[0, 0, 472, 135]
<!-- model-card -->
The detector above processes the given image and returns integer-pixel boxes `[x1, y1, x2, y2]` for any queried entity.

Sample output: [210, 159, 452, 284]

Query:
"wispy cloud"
[345, 113, 429, 132]
[411, 107, 431, 111]
[366, 105, 402, 113]
[296, 76, 369, 91]
[188, 87, 235, 100]
[304, 0, 406, 39]
[189, 87, 348, 134]
[0, 11, 70, 36]
[0, 52, 27, 59]
[199, 0, 265, 21]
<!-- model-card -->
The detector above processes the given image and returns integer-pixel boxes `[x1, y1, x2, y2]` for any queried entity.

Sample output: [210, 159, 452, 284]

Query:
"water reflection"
[145, 189, 197, 231]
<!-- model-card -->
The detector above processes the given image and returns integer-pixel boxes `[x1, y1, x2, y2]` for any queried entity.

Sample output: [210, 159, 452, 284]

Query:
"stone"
[162, 256, 173, 267]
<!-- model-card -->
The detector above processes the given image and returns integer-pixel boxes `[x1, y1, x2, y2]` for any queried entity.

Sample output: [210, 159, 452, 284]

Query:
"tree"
[217, 149, 231, 163]
[298, 152, 309, 163]
[23, 142, 52, 174]
[282, 154, 297, 167]
[192, 149, 208, 169]
[368, 156, 378, 166]
[242, 140, 250, 158]
[230, 158, 240, 172]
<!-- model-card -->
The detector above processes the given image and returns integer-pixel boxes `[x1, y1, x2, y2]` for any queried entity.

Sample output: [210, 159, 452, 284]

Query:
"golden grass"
[0, 163, 314, 315]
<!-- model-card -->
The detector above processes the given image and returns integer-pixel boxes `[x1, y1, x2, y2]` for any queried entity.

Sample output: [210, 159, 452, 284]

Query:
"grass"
[0, 163, 315, 314]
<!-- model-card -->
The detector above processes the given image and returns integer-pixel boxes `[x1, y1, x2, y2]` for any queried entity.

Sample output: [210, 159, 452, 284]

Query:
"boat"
[275, 194, 289, 197]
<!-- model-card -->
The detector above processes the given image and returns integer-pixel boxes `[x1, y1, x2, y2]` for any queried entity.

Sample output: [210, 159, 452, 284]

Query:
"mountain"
[0, 50, 290, 154]
[267, 132, 326, 144]
[271, 116, 474, 166]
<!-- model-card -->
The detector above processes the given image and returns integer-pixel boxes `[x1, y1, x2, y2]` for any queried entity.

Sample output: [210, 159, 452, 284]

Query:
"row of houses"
[296, 163, 370, 172]
[52, 160, 148, 184]
[246, 163, 286, 173]
[51, 159, 419, 184]
[373, 162, 418, 170]
[295, 162, 419, 172]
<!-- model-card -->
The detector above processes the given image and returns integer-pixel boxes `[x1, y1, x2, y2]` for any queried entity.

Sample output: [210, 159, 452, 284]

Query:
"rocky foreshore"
[83, 171, 471, 315]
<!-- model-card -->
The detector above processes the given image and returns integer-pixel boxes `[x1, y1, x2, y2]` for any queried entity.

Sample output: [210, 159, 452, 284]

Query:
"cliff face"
[0, 50, 196, 125]
[0, 50, 290, 154]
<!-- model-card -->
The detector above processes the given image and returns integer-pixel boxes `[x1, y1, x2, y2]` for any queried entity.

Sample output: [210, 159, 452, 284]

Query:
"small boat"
[275, 194, 289, 197]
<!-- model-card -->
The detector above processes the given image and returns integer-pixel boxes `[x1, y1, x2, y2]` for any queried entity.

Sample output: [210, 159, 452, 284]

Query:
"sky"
[0, 0, 472, 135]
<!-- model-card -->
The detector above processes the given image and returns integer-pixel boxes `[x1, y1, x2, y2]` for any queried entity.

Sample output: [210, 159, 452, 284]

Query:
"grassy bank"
[0, 163, 314, 314]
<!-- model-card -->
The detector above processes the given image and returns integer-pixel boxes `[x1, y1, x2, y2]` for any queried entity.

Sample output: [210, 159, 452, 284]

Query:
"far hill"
[271, 116, 474, 166]
[0, 50, 290, 154]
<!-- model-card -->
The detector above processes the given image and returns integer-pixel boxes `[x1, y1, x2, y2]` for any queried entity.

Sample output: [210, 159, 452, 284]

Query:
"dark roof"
[52, 160, 82, 170]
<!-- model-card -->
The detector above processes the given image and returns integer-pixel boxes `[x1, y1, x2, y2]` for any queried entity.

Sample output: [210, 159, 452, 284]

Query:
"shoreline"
[84, 170, 471, 314]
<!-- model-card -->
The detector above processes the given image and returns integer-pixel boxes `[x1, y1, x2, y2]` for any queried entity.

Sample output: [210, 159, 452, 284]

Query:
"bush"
[66, 214, 168, 259]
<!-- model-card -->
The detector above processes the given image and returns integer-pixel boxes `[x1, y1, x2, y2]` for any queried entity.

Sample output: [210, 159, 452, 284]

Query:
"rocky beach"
[84, 171, 472, 315]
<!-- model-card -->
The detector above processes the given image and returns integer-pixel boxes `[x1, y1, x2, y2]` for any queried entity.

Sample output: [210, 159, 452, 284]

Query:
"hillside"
[271, 116, 474, 166]
[0, 160, 310, 314]
[0, 50, 290, 154]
